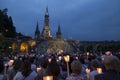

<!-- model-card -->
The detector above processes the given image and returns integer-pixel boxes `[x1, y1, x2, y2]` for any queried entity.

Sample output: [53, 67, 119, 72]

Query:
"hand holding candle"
[37, 67, 41, 72]
[97, 68, 102, 74]
[86, 68, 90, 74]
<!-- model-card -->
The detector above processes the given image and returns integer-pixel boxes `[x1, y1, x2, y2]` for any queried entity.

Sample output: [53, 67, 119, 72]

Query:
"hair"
[14, 60, 22, 72]
[104, 56, 120, 72]
[39, 58, 48, 69]
[90, 59, 99, 70]
[22, 60, 32, 77]
[46, 60, 60, 78]
[71, 60, 82, 74]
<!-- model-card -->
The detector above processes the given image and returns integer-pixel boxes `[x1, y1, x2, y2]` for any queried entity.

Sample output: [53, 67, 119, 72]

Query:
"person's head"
[46, 60, 60, 77]
[39, 58, 48, 69]
[103, 56, 120, 71]
[22, 60, 31, 77]
[14, 60, 22, 71]
[90, 59, 99, 70]
[71, 60, 82, 74]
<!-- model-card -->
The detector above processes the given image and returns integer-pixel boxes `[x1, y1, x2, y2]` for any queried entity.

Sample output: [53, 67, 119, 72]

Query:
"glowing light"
[64, 55, 70, 62]
[43, 76, 53, 80]
[97, 68, 102, 74]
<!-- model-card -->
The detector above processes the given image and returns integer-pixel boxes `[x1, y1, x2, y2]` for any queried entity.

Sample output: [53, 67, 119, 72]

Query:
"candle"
[75, 56, 78, 60]
[48, 58, 52, 62]
[43, 76, 53, 80]
[97, 68, 102, 74]
[58, 56, 62, 61]
[64, 55, 70, 62]
[37, 67, 41, 72]
[64, 55, 70, 76]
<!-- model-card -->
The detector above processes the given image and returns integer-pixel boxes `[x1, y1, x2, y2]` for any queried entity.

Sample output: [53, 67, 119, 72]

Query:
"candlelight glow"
[10, 60, 14, 63]
[64, 55, 70, 62]
[87, 52, 89, 56]
[43, 76, 53, 80]
[58, 56, 62, 61]
[48, 58, 52, 62]
[37, 67, 41, 72]
[97, 68, 102, 74]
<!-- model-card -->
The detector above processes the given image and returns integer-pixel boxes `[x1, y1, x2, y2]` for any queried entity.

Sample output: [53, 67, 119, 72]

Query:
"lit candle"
[64, 55, 70, 62]
[86, 52, 89, 59]
[97, 68, 102, 74]
[10, 60, 14, 63]
[58, 56, 62, 61]
[64, 55, 70, 76]
[37, 67, 41, 72]
[43, 76, 53, 80]
[48, 58, 52, 63]
[75, 56, 78, 60]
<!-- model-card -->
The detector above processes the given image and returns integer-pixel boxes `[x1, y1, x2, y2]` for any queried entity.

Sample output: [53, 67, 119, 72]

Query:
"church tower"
[35, 21, 40, 40]
[41, 7, 52, 40]
[56, 24, 62, 39]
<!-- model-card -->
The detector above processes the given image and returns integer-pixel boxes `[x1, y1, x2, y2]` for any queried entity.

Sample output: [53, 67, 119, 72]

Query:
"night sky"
[0, 0, 120, 41]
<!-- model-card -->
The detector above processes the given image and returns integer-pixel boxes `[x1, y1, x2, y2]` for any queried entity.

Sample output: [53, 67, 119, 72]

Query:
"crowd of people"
[0, 51, 120, 80]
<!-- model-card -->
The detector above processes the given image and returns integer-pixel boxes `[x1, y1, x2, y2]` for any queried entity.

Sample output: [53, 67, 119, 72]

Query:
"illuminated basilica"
[34, 8, 76, 54]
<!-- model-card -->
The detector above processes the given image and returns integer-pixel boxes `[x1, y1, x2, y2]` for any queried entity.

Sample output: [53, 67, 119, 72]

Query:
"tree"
[0, 8, 16, 38]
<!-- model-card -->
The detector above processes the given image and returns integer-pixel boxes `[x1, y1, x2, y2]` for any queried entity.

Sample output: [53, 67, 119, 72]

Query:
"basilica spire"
[56, 24, 62, 39]
[41, 7, 52, 40]
[35, 21, 40, 40]
[45, 7, 49, 16]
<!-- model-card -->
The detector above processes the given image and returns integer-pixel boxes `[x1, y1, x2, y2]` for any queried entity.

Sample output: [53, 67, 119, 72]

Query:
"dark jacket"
[95, 69, 120, 80]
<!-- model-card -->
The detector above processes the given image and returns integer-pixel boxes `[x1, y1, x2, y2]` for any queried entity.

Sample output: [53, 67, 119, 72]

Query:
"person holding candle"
[66, 60, 83, 80]
[95, 56, 120, 80]
[46, 60, 61, 80]
[35, 58, 48, 80]
[85, 59, 100, 80]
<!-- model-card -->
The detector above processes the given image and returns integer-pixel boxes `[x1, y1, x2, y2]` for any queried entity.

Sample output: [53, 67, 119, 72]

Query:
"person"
[13, 59, 24, 80]
[0, 56, 4, 80]
[45, 60, 61, 80]
[66, 60, 83, 80]
[35, 58, 48, 80]
[95, 56, 120, 80]
[14, 60, 36, 80]
[85, 59, 99, 80]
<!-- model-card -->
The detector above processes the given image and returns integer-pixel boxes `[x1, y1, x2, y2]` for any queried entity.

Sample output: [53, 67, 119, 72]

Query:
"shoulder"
[95, 74, 104, 80]
[13, 72, 24, 80]
[66, 75, 83, 80]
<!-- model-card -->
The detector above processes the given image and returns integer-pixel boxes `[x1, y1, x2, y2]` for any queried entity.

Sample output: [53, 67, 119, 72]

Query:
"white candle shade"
[97, 68, 102, 74]
[48, 58, 52, 62]
[37, 67, 41, 72]
[64, 55, 70, 62]
[87, 52, 89, 56]
[43, 76, 53, 80]
[10, 60, 14, 63]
